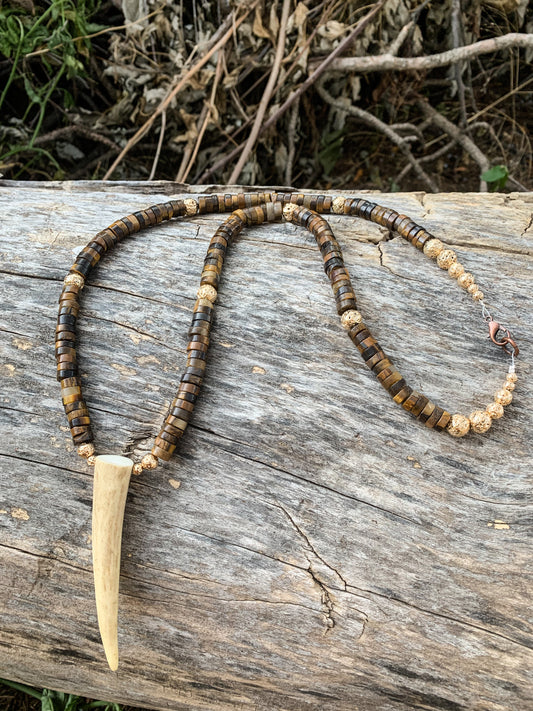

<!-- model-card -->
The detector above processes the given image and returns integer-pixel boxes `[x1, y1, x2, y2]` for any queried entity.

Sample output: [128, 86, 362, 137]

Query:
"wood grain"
[0, 181, 531, 711]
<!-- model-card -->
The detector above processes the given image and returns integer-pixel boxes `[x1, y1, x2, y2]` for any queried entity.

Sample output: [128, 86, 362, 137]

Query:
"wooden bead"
[447, 414, 470, 437]
[469, 410, 492, 434]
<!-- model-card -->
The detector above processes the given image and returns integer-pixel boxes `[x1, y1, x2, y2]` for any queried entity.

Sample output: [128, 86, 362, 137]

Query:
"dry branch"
[317, 83, 439, 193]
[417, 100, 490, 192]
[228, 0, 292, 184]
[102, 9, 252, 181]
[322, 33, 533, 73]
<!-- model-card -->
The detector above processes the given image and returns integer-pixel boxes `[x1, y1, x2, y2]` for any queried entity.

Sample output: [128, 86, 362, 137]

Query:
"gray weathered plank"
[0, 181, 532, 711]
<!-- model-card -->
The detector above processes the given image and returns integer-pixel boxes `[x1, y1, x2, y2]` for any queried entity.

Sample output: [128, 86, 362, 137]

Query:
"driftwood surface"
[0, 181, 532, 711]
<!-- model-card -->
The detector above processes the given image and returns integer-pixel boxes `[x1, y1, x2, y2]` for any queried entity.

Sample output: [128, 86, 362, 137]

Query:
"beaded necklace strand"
[57, 191, 519, 471]
[55, 192, 519, 670]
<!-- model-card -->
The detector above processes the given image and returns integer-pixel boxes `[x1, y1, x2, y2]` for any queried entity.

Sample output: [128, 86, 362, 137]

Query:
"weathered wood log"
[0, 181, 531, 711]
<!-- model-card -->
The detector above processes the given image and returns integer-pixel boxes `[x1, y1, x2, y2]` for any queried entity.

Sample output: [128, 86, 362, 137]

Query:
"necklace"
[56, 191, 519, 669]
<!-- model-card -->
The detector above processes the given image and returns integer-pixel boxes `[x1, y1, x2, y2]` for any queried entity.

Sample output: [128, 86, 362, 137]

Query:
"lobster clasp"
[487, 319, 519, 357]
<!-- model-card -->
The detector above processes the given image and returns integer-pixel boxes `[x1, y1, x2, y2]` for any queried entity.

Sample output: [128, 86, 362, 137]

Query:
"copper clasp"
[487, 319, 519, 357]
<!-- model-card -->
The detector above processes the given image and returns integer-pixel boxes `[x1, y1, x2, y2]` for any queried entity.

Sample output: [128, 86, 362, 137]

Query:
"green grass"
[0, 0, 107, 178]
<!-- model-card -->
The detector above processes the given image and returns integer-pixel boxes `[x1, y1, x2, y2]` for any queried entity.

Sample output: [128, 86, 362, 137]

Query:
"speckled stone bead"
[142, 454, 158, 470]
[495, 389, 513, 406]
[467, 283, 479, 295]
[64, 274, 85, 288]
[341, 310, 362, 329]
[184, 198, 198, 216]
[448, 262, 465, 278]
[507, 372, 518, 383]
[197, 285, 217, 302]
[457, 272, 475, 289]
[283, 203, 298, 221]
[486, 402, 504, 419]
[78, 443, 95, 458]
[87, 455, 96, 466]
[469, 410, 492, 433]
[503, 379, 516, 391]
[423, 239, 444, 258]
[132, 463, 143, 475]
[436, 249, 457, 269]
[471, 290, 484, 301]
[447, 413, 470, 437]
[332, 196, 346, 214]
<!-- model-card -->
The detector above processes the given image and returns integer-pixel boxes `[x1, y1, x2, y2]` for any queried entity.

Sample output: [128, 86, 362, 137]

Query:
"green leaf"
[64, 693, 83, 711]
[0, 679, 43, 700]
[481, 165, 508, 183]
[41, 688, 57, 711]
[23, 75, 43, 104]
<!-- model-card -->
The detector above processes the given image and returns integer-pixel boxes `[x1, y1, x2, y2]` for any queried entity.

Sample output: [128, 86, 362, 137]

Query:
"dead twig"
[228, 0, 292, 184]
[148, 110, 166, 181]
[285, 98, 300, 186]
[34, 125, 119, 151]
[322, 33, 533, 73]
[417, 99, 490, 191]
[199, 0, 387, 183]
[102, 8, 252, 181]
[178, 51, 224, 183]
[318, 82, 439, 193]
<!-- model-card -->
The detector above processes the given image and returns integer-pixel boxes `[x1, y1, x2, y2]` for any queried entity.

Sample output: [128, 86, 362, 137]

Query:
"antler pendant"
[92, 454, 133, 671]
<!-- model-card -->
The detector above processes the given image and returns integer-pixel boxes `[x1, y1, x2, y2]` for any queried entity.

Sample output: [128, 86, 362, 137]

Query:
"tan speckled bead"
[486, 402, 504, 419]
[457, 272, 475, 289]
[197, 285, 217, 302]
[469, 410, 492, 434]
[142, 454, 158, 470]
[423, 239, 444, 258]
[507, 372, 518, 383]
[64, 273, 85, 288]
[332, 196, 346, 214]
[448, 262, 464, 278]
[447, 413, 470, 437]
[283, 203, 298, 221]
[471, 290, 484, 301]
[184, 198, 198, 216]
[341, 309, 362, 329]
[78, 442, 95, 458]
[87, 455, 96, 466]
[132, 463, 143, 475]
[467, 283, 479, 295]
[495, 389, 513, 406]
[503, 379, 516, 391]
[436, 249, 457, 269]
